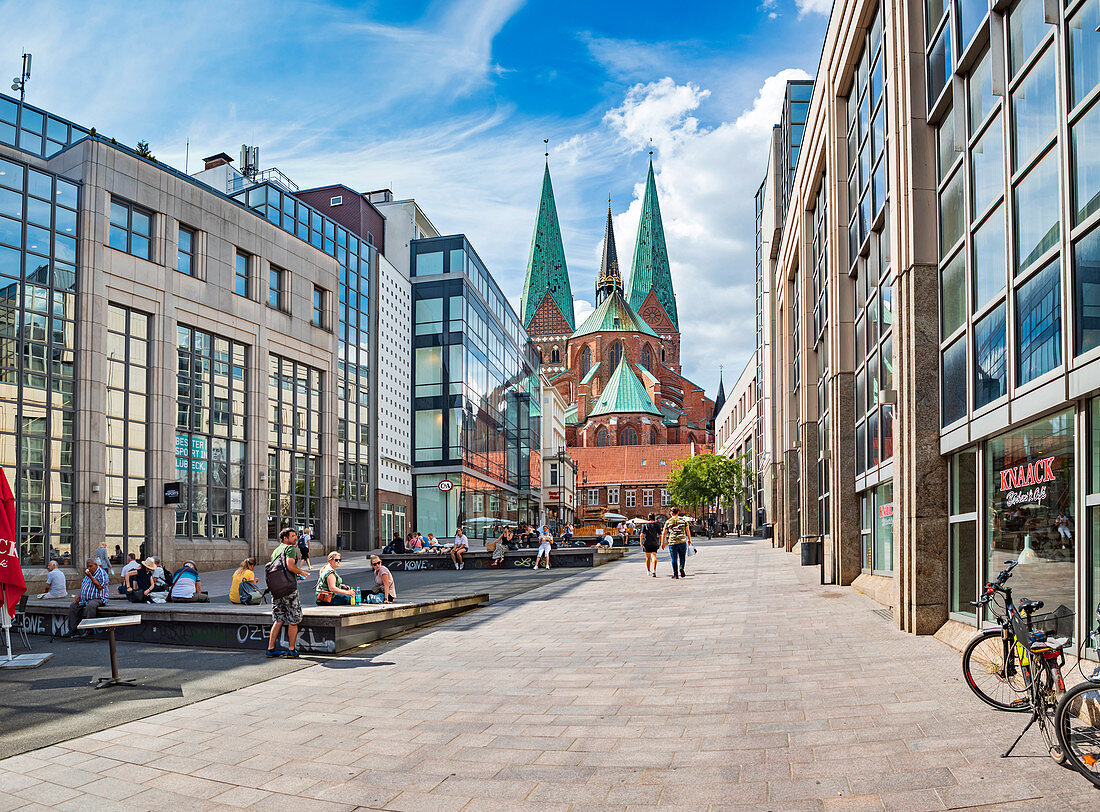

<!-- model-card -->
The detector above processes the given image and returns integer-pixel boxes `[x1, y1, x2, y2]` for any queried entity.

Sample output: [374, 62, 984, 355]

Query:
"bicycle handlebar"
[970, 560, 1019, 608]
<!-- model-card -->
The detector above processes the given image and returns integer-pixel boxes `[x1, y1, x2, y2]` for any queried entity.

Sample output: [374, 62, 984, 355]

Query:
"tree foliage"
[135, 140, 155, 160]
[666, 453, 750, 514]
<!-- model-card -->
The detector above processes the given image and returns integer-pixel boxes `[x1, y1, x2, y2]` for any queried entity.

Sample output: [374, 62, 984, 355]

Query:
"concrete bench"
[380, 547, 626, 572]
[27, 594, 489, 654]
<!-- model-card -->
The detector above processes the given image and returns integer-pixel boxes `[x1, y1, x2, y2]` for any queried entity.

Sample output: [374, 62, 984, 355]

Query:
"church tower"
[595, 202, 623, 305]
[520, 162, 574, 374]
[626, 160, 681, 374]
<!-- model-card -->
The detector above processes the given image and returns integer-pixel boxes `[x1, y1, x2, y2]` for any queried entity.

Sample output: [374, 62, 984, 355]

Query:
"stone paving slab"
[2, 537, 1100, 810]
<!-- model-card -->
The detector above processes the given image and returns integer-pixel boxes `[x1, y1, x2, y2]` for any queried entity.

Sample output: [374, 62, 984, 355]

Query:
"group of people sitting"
[113, 551, 209, 603]
[228, 549, 397, 605]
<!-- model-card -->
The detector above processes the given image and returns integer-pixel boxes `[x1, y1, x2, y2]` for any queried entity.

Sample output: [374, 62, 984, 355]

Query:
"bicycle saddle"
[1019, 598, 1044, 613]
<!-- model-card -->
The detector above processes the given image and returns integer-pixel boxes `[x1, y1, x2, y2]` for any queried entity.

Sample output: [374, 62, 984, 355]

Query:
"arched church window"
[596, 426, 610, 447]
[580, 346, 591, 379]
[607, 342, 623, 370]
[650, 427, 658, 444]
[642, 344, 653, 371]
[661, 348, 666, 362]
[620, 426, 638, 446]
[538, 349, 544, 363]
[551, 346, 560, 363]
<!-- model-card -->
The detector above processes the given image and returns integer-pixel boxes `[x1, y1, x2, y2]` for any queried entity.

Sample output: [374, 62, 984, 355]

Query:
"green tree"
[135, 140, 155, 160]
[666, 453, 750, 517]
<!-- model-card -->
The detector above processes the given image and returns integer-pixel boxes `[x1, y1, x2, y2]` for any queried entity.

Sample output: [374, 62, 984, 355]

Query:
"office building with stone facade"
[715, 356, 760, 533]
[763, 0, 1100, 644]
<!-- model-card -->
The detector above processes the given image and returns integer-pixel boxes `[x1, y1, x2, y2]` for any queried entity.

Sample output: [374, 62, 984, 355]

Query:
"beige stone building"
[0, 91, 387, 587]
[763, 0, 1100, 642]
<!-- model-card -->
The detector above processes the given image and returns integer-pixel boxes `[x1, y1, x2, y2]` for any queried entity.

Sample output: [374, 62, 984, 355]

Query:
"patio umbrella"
[0, 467, 25, 662]
[603, 512, 627, 521]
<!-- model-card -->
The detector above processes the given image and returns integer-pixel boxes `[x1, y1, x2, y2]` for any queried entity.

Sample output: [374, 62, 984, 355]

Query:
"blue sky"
[1, 0, 831, 396]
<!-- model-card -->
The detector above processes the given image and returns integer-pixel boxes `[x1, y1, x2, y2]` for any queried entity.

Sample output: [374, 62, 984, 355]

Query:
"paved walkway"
[2, 538, 1097, 810]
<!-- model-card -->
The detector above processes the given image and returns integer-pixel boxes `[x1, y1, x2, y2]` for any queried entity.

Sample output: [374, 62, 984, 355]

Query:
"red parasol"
[0, 467, 24, 617]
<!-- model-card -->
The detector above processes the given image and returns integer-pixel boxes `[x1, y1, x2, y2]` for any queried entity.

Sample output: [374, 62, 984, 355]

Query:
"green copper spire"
[627, 160, 678, 329]
[520, 162, 574, 330]
[595, 200, 623, 305]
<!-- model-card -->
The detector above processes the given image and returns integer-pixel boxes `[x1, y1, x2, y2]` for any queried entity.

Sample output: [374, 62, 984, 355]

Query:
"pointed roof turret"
[712, 369, 726, 420]
[520, 162, 574, 331]
[588, 356, 662, 418]
[595, 200, 623, 305]
[627, 160, 678, 329]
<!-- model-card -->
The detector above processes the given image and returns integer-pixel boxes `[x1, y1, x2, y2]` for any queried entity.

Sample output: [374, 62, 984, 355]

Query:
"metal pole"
[2, 584, 10, 662]
[108, 628, 119, 681]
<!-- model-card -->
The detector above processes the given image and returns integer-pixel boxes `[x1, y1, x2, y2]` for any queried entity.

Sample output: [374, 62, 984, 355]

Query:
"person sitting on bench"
[169, 561, 210, 602]
[125, 557, 157, 603]
[316, 551, 357, 605]
[68, 558, 109, 637]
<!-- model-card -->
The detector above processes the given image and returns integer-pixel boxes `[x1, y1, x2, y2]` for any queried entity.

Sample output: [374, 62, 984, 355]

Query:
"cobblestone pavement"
[2, 538, 1098, 811]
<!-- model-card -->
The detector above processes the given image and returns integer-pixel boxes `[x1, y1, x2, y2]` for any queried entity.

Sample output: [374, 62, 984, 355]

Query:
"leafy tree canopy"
[666, 453, 750, 513]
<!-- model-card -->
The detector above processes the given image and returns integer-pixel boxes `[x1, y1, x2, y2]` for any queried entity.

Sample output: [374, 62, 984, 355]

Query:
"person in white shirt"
[534, 526, 553, 570]
[616, 521, 627, 547]
[38, 560, 67, 598]
[451, 527, 469, 570]
[118, 553, 139, 595]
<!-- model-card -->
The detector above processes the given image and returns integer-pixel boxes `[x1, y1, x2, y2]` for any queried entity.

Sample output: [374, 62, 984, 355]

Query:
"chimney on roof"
[203, 152, 234, 170]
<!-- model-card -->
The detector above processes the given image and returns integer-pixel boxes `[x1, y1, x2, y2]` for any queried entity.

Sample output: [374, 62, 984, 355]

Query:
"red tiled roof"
[569, 443, 711, 487]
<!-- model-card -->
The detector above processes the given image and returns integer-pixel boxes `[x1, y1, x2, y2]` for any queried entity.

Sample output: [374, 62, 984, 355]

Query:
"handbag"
[486, 539, 497, 552]
[316, 590, 333, 604]
[238, 580, 263, 605]
[264, 545, 298, 599]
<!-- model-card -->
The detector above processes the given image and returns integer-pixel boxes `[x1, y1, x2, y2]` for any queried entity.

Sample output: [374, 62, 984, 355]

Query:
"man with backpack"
[266, 527, 307, 658]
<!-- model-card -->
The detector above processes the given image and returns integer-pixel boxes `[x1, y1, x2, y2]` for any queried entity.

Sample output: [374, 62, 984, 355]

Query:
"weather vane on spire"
[544, 138, 549, 159]
[648, 137, 654, 158]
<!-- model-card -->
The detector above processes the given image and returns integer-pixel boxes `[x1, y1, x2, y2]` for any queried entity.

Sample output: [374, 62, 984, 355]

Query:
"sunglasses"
[332, 557, 341, 561]
[371, 561, 381, 566]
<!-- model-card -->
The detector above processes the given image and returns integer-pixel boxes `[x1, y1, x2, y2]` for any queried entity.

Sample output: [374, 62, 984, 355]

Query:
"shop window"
[950, 450, 979, 616]
[861, 492, 873, 571]
[1090, 399, 1100, 617]
[874, 481, 894, 574]
[985, 410, 1075, 616]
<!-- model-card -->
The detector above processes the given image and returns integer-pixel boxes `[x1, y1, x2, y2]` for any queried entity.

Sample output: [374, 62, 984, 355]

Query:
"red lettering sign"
[998, 456, 1057, 492]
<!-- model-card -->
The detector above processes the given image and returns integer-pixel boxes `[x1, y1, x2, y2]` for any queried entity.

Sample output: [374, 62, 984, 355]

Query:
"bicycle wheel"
[962, 629, 1029, 712]
[1056, 680, 1100, 788]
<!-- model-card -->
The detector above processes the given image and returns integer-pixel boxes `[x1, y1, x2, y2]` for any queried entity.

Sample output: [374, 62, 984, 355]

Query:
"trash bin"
[801, 539, 822, 566]
[763, 524, 773, 539]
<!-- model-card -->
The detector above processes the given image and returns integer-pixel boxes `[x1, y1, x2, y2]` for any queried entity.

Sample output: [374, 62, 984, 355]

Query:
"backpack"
[238, 579, 263, 605]
[264, 544, 298, 599]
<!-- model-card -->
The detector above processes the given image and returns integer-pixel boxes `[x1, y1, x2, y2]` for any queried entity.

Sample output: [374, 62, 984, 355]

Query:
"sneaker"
[651, 572, 657, 578]
[454, 563, 460, 570]
[284, 649, 299, 659]
[266, 649, 284, 658]
[460, 563, 464, 570]
[680, 570, 686, 578]
[671, 575, 678, 579]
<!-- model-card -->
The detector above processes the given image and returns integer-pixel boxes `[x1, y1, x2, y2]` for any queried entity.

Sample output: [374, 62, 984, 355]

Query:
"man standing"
[68, 558, 109, 636]
[38, 560, 66, 599]
[660, 506, 692, 580]
[267, 528, 307, 658]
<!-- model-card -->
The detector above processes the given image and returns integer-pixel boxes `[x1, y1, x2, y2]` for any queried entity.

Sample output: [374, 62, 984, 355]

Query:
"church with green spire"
[519, 160, 714, 451]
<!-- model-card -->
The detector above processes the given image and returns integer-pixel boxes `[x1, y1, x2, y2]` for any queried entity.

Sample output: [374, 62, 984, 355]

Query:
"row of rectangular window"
[586, 487, 669, 507]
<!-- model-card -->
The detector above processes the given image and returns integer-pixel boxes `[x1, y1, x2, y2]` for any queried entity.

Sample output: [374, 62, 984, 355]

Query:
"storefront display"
[985, 410, 1075, 615]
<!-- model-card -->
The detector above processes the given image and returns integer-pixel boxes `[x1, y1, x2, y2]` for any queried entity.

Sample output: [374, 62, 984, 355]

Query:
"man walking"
[660, 506, 692, 580]
[267, 527, 307, 658]
[68, 558, 109, 636]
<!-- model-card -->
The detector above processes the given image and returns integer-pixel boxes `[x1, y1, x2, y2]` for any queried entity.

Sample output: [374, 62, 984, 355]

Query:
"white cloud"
[796, 0, 833, 16]
[573, 298, 595, 327]
[602, 71, 810, 394]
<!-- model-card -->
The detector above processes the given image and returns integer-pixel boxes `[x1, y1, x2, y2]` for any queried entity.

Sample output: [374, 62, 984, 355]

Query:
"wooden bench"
[77, 614, 142, 689]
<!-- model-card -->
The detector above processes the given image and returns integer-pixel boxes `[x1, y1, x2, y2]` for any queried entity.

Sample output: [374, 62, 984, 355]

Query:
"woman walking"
[641, 514, 662, 577]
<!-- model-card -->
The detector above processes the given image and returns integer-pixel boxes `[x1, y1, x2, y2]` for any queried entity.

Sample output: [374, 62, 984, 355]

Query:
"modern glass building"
[410, 235, 541, 541]
[760, 0, 1100, 642]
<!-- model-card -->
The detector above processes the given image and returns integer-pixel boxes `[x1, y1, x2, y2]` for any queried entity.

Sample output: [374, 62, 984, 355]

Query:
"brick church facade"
[519, 161, 714, 449]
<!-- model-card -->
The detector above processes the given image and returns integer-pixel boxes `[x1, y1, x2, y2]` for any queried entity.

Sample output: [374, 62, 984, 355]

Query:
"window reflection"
[1016, 260, 1061, 384]
[975, 303, 1007, 407]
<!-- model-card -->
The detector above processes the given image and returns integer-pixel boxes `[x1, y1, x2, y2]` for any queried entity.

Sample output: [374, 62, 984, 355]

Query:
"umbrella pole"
[2, 584, 10, 663]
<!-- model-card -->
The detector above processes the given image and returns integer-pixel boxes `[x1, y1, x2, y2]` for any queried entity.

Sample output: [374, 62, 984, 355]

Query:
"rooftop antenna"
[185, 137, 189, 174]
[12, 52, 31, 128]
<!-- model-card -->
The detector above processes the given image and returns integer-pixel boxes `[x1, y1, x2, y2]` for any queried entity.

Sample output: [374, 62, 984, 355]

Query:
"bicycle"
[1055, 602, 1100, 788]
[962, 559, 1071, 763]
[962, 560, 1028, 711]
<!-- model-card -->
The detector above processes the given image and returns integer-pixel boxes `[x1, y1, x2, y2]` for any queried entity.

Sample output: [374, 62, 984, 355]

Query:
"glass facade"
[0, 156, 77, 566]
[937, 0, 1100, 431]
[268, 356, 323, 539]
[105, 306, 149, 564]
[410, 235, 540, 540]
[231, 181, 373, 521]
[0, 96, 90, 159]
[849, 5, 894, 574]
[175, 326, 247, 542]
